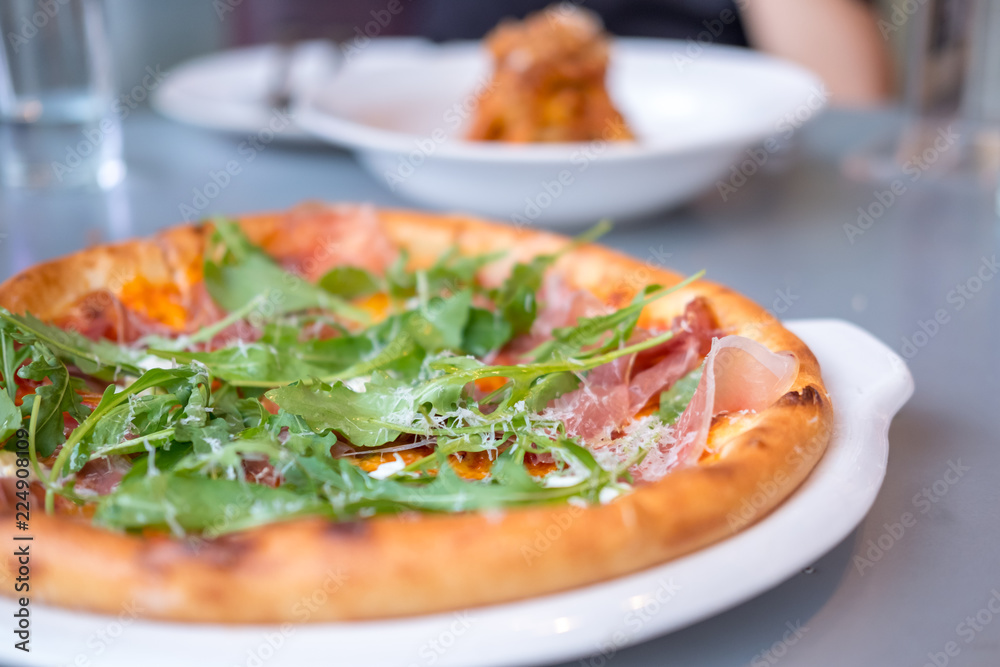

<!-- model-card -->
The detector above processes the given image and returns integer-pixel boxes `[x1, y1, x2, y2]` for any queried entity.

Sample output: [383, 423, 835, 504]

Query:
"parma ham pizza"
[0, 204, 831, 622]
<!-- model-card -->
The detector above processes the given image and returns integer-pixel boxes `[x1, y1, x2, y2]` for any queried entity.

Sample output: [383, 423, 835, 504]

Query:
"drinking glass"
[0, 0, 124, 189]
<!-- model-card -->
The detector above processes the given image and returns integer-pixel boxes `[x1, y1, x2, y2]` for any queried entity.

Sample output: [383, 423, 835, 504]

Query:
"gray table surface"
[0, 109, 997, 667]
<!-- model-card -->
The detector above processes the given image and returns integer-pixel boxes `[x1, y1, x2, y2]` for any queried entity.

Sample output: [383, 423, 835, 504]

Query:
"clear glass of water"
[0, 0, 124, 189]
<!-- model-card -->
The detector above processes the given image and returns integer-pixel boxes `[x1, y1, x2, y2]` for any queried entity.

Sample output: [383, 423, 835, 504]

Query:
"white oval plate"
[0, 319, 911, 667]
[150, 38, 454, 142]
[295, 39, 826, 226]
[150, 40, 337, 141]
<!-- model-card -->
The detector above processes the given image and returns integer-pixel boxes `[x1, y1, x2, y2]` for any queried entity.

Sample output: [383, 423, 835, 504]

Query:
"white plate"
[151, 38, 448, 141]
[150, 40, 334, 141]
[295, 38, 826, 226]
[0, 319, 911, 667]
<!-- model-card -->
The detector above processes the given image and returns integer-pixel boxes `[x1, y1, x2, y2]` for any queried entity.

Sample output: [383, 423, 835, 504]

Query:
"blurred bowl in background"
[296, 38, 826, 227]
[151, 40, 343, 142]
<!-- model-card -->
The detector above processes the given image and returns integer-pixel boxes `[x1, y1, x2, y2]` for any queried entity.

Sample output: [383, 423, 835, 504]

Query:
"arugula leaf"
[152, 290, 475, 388]
[529, 271, 705, 362]
[1, 330, 29, 405]
[0, 308, 144, 380]
[489, 222, 612, 339]
[284, 449, 611, 517]
[461, 308, 512, 357]
[318, 266, 381, 299]
[17, 344, 90, 458]
[493, 255, 552, 336]
[120, 441, 193, 482]
[94, 473, 328, 535]
[45, 367, 199, 508]
[386, 248, 503, 299]
[658, 366, 703, 424]
[0, 330, 26, 443]
[175, 418, 234, 458]
[411, 289, 472, 351]
[150, 333, 374, 387]
[268, 373, 414, 447]
[204, 219, 368, 323]
[85, 393, 180, 461]
[0, 392, 19, 445]
[270, 328, 677, 452]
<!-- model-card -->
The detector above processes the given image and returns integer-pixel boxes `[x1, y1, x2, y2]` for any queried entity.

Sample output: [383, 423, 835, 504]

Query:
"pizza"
[466, 4, 634, 143]
[0, 204, 831, 622]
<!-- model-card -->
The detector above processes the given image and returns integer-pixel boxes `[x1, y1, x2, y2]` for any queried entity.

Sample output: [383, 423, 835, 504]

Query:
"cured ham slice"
[546, 297, 718, 443]
[504, 273, 613, 356]
[627, 297, 717, 412]
[671, 335, 799, 469]
[58, 292, 176, 344]
[532, 272, 612, 338]
[627, 337, 701, 412]
[267, 204, 398, 281]
[75, 456, 131, 496]
[550, 356, 631, 441]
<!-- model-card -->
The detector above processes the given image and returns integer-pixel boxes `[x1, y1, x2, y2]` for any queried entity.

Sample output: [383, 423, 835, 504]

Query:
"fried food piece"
[467, 4, 634, 143]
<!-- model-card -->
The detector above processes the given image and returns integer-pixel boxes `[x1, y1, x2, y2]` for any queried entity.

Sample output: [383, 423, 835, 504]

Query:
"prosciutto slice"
[533, 272, 612, 338]
[670, 335, 799, 469]
[551, 356, 632, 441]
[627, 297, 717, 412]
[503, 273, 613, 357]
[268, 203, 398, 281]
[547, 297, 718, 442]
[58, 292, 176, 344]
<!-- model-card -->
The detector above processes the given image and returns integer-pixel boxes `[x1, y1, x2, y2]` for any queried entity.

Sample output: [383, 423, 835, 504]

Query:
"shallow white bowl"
[296, 39, 826, 226]
[0, 319, 912, 667]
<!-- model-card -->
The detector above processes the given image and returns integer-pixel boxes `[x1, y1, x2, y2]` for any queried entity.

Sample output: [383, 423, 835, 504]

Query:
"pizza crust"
[0, 206, 832, 622]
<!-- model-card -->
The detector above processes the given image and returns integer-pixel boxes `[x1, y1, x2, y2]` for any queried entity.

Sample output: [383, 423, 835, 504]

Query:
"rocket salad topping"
[0, 220, 717, 536]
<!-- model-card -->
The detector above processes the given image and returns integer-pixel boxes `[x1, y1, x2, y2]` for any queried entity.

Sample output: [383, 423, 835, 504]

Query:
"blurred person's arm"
[738, 0, 892, 105]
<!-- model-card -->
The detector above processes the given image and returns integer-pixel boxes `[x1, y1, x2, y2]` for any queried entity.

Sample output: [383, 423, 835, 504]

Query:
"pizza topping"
[672, 335, 800, 467]
[0, 219, 798, 535]
[545, 296, 718, 446]
[263, 203, 397, 282]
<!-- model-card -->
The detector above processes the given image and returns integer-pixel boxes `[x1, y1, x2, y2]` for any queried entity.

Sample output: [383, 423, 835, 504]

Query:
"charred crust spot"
[141, 535, 251, 571]
[778, 385, 823, 408]
[183, 535, 251, 568]
[323, 520, 369, 540]
[606, 288, 633, 308]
